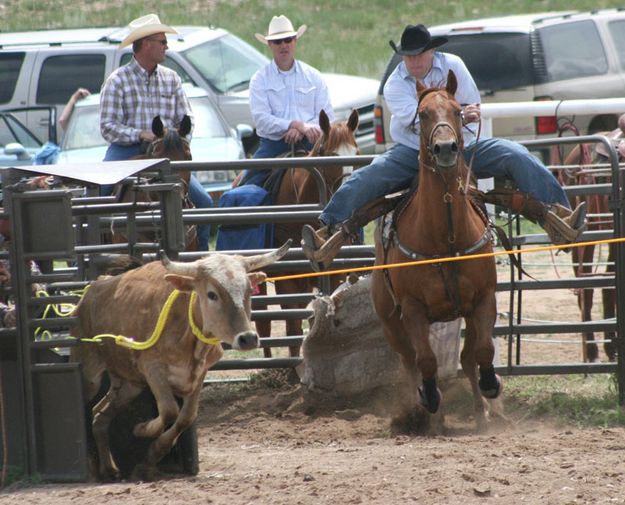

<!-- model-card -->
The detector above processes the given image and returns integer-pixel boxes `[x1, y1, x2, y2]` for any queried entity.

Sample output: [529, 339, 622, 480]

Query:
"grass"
[504, 374, 625, 427]
[3, 0, 625, 79]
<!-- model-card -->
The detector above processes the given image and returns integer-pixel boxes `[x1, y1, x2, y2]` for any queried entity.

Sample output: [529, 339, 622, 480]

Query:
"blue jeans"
[320, 138, 570, 227]
[240, 138, 314, 186]
[103, 143, 213, 250]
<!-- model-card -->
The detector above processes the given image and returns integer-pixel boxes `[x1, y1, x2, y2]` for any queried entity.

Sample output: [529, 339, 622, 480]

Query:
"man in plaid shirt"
[99, 14, 213, 250]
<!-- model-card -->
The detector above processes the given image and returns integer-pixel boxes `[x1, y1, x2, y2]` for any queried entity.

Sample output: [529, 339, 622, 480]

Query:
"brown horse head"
[416, 70, 463, 170]
[312, 109, 359, 158]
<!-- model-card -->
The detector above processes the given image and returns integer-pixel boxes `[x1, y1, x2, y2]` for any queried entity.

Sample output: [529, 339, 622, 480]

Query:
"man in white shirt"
[240, 15, 335, 186]
[302, 24, 586, 269]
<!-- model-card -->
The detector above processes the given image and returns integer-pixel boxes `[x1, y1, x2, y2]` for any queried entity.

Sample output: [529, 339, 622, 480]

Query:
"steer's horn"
[160, 250, 199, 276]
[243, 239, 292, 272]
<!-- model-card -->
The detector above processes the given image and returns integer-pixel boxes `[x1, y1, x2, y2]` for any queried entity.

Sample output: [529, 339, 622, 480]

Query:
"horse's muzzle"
[432, 140, 459, 168]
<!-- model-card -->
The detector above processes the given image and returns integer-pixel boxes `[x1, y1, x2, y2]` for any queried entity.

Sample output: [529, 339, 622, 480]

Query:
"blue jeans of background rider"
[239, 137, 314, 187]
[319, 138, 570, 227]
[103, 143, 213, 250]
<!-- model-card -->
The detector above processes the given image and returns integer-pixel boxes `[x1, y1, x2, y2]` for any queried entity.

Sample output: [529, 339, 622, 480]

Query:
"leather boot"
[542, 201, 587, 245]
[301, 224, 349, 271]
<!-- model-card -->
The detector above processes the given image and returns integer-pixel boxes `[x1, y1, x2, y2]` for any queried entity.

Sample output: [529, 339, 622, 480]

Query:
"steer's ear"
[248, 271, 266, 295]
[164, 273, 195, 292]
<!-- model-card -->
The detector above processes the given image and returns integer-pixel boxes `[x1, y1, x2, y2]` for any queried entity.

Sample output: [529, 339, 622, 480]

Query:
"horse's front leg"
[253, 283, 273, 358]
[401, 298, 441, 415]
[574, 246, 598, 362]
[466, 292, 500, 399]
[461, 318, 489, 432]
[276, 279, 304, 357]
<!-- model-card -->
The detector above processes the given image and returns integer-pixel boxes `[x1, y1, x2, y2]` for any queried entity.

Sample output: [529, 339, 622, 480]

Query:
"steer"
[70, 240, 291, 480]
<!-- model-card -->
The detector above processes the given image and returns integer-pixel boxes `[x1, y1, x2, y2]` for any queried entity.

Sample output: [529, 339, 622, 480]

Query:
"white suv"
[374, 9, 625, 154]
[0, 25, 378, 154]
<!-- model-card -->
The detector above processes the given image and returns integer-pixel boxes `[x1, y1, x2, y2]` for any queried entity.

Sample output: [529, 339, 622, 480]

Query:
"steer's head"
[160, 240, 291, 351]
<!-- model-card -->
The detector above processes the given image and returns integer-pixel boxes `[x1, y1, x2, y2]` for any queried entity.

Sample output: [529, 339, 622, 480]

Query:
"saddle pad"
[215, 185, 274, 250]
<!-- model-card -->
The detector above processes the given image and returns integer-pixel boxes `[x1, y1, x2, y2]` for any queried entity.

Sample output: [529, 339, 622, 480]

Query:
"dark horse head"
[147, 115, 193, 161]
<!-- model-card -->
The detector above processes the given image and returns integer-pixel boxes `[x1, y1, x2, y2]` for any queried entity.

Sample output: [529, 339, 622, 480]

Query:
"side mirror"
[4, 143, 31, 161]
[235, 124, 254, 140]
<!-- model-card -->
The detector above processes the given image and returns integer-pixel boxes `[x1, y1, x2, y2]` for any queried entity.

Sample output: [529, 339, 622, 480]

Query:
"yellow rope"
[82, 289, 220, 350]
[188, 292, 221, 345]
[264, 236, 625, 283]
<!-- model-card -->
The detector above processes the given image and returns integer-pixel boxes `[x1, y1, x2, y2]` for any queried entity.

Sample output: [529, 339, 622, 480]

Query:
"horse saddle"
[594, 113, 625, 160]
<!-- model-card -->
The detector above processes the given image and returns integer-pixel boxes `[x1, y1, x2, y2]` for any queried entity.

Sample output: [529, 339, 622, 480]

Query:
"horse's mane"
[161, 129, 185, 152]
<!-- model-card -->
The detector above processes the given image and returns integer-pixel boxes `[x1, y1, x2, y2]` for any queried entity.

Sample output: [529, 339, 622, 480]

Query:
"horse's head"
[314, 109, 359, 158]
[148, 115, 192, 161]
[416, 70, 463, 170]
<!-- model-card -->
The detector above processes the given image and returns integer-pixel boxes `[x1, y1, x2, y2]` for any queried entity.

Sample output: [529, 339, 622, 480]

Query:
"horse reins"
[391, 117, 491, 320]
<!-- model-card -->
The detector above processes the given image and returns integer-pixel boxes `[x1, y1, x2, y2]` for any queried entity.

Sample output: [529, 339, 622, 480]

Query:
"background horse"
[558, 124, 619, 362]
[112, 115, 198, 251]
[371, 71, 501, 433]
[255, 109, 359, 357]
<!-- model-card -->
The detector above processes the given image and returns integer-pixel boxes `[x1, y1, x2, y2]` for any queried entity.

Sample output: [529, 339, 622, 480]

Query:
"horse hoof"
[418, 384, 442, 414]
[480, 373, 503, 399]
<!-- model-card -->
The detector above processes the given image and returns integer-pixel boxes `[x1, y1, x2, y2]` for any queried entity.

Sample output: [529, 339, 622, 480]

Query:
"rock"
[297, 275, 461, 396]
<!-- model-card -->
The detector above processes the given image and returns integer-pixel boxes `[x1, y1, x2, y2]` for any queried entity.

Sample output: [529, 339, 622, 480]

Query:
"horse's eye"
[207, 291, 218, 301]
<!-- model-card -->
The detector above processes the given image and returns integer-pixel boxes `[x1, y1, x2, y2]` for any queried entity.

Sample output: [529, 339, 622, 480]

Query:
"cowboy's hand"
[302, 125, 322, 145]
[462, 104, 481, 124]
[139, 130, 156, 142]
[30, 175, 50, 189]
[284, 127, 304, 144]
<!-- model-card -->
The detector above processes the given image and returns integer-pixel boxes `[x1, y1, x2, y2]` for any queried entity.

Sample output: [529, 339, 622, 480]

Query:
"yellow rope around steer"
[264, 236, 625, 284]
[83, 290, 220, 349]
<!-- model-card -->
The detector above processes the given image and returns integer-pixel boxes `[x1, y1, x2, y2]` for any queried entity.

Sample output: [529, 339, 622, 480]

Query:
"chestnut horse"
[371, 70, 501, 432]
[560, 128, 618, 362]
[112, 115, 198, 251]
[255, 109, 359, 357]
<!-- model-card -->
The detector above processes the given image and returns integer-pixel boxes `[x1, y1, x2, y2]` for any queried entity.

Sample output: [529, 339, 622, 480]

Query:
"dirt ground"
[2, 250, 624, 504]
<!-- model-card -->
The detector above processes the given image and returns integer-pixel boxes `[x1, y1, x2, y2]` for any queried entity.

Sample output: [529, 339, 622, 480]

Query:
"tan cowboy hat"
[255, 15, 307, 44]
[119, 14, 178, 49]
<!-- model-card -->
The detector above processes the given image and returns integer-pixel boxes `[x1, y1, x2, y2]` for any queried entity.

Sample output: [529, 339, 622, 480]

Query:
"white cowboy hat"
[255, 15, 307, 44]
[119, 14, 178, 49]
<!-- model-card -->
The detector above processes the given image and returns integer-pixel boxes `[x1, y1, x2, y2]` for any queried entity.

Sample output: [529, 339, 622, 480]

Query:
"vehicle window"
[36, 54, 106, 104]
[608, 19, 625, 71]
[119, 53, 196, 85]
[0, 52, 25, 104]
[442, 33, 534, 92]
[0, 114, 41, 148]
[189, 97, 229, 138]
[183, 33, 268, 93]
[62, 106, 103, 150]
[538, 20, 608, 82]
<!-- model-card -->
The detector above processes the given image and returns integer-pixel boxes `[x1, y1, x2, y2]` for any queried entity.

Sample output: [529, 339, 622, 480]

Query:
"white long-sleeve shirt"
[249, 59, 334, 140]
[386, 52, 480, 150]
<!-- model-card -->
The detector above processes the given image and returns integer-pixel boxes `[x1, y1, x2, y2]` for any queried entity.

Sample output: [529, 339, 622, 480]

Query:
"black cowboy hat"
[389, 24, 448, 56]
